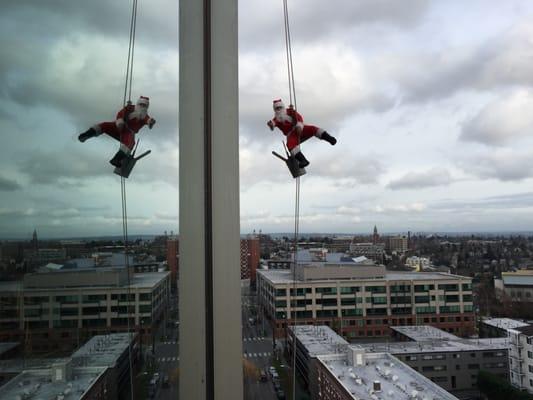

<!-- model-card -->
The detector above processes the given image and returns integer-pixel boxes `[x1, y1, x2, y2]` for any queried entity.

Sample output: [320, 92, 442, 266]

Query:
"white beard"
[131, 106, 148, 120]
[275, 109, 292, 123]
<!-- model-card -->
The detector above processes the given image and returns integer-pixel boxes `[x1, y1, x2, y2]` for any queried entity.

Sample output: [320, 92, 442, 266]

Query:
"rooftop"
[258, 269, 469, 285]
[0, 367, 106, 400]
[501, 271, 533, 286]
[290, 325, 349, 357]
[318, 352, 457, 400]
[0, 333, 134, 399]
[482, 318, 530, 331]
[0, 271, 168, 292]
[360, 337, 509, 355]
[71, 333, 134, 368]
[391, 326, 461, 342]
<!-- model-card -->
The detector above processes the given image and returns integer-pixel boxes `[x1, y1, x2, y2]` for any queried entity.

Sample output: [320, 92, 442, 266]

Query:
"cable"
[121, 0, 139, 398]
[281, 1, 300, 399]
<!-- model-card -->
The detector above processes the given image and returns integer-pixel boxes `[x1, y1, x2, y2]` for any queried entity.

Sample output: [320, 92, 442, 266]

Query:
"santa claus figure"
[78, 96, 156, 167]
[267, 99, 336, 168]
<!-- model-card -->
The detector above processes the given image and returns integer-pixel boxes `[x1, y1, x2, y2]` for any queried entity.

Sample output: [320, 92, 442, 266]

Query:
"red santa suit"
[267, 100, 324, 155]
[93, 96, 155, 153]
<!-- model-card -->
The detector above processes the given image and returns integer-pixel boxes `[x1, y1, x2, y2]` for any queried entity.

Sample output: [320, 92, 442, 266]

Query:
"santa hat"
[137, 96, 150, 107]
[273, 99, 284, 110]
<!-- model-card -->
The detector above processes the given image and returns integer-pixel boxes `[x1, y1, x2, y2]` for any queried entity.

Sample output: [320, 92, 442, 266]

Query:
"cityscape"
[3, 0, 533, 400]
[2, 230, 533, 398]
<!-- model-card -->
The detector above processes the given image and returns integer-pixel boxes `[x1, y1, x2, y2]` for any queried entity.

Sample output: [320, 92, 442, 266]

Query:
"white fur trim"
[290, 145, 300, 155]
[120, 143, 132, 154]
[296, 122, 304, 129]
[92, 124, 103, 135]
[315, 128, 325, 137]
[116, 118, 125, 128]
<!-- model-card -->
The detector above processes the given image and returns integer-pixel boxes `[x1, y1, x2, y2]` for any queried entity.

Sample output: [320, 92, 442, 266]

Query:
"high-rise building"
[240, 235, 260, 284]
[257, 261, 475, 339]
[387, 235, 409, 253]
[166, 235, 179, 287]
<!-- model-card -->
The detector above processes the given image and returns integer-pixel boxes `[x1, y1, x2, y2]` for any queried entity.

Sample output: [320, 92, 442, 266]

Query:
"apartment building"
[289, 325, 458, 400]
[480, 317, 530, 338]
[365, 326, 509, 399]
[348, 242, 385, 262]
[0, 267, 170, 353]
[257, 262, 475, 339]
[240, 236, 260, 283]
[0, 333, 138, 400]
[387, 235, 409, 253]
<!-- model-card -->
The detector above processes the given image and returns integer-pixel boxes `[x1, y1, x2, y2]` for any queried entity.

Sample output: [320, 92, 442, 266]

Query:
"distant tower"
[372, 225, 379, 244]
[32, 229, 38, 250]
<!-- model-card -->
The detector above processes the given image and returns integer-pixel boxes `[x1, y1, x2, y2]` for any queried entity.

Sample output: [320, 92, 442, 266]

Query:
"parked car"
[259, 370, 268, 382]
[276, 389, 286, 399]
[162, 374, 170, 387]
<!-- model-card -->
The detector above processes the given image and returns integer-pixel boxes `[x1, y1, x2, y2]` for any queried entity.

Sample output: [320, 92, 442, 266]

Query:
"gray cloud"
[314, 152, 385, 184]
[0, 175, 21, 191]
[458, 150, 533, 182]
[19, 146, 110, 184]
[460, 89, 533, 146]
[389, 20, 533, 104]
[239, 0, 429, 51]
[387, 168, 452, 190]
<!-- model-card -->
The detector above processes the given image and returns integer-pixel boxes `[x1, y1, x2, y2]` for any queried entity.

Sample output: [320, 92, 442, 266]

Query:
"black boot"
[78, 128, 98, 143]
[109, 150, 128, 168]
[294, 151, 310, 168]
[321, 131, 337, 145]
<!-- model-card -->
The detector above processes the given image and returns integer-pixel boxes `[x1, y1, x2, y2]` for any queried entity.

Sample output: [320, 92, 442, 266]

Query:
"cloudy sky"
[2, 0, 533, 238]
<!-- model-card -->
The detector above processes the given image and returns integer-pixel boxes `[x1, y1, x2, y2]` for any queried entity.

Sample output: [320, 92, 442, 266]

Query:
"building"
[503, 324, 533, 393]
[368, 326, 509, 399]
[405, 256, 432, 271]
[495, 270, 533, 301]
[240, 236, 260, 284]
[257, 261, 475, 339]
[327, 236, 354, 253]
[480, 317, 530, 338]
[0, 333, 138, 400]
[23, 247, 67, 267]
[349, 242, 385, 262]
[387, 235, 408, 253]
[289, 325, 458, 400]
[0, 267, 170, 353]
[166, 235, 179, 287]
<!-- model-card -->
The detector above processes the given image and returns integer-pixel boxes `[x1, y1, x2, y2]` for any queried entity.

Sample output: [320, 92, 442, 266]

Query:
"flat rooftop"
[0, 271, 168, 292]
[291, 325, 349, 357]
[258, 269, 469, 285]
[318, 352, 458, 400]
[72, 333, 134, 368]
[391, 326, 461, 342]
[482, 318, 530, 331]
[360, 337, 509, 355]
[0, 367, 105, 399]
[0, 333, 134, 398]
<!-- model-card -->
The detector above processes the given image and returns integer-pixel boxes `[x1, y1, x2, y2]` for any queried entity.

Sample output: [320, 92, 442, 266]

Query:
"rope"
[282, 1, 300, 399]
[121, 0, 139, 398]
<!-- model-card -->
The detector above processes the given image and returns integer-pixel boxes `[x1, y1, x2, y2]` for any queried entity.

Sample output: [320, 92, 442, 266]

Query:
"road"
[144, 290, 288, 399]
[242, 293, 280, 400]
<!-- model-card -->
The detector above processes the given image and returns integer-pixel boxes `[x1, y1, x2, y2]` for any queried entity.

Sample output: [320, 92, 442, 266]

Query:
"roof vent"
[374, 381, 382, 392]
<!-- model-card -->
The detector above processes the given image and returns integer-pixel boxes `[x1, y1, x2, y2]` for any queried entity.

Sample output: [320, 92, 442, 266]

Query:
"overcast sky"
[2, 0, 533, 238]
